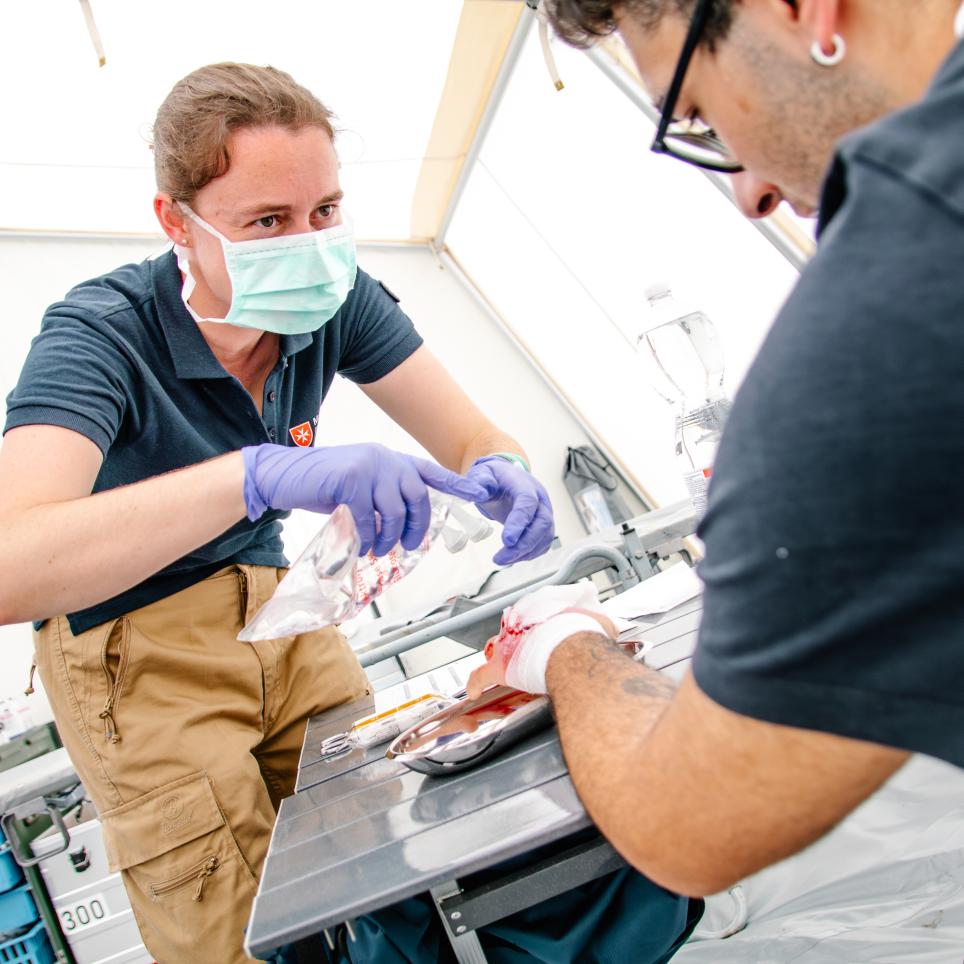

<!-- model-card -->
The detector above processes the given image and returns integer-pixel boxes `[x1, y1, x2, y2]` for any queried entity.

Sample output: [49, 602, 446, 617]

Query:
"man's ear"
[793, 0, 842, 55]
[744, 0, 840, 55]
[154, 193, 189, 246]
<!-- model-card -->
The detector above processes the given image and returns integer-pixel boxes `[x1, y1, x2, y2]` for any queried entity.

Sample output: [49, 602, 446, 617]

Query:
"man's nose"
[731, 171, 782, 219]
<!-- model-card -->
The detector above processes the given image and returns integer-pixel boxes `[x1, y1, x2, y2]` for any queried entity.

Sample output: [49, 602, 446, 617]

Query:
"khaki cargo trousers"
[35, 565, 370, 964]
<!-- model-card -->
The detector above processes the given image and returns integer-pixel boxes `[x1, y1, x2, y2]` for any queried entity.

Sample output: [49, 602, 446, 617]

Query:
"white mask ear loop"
[174, 203, 230, 311]
[177, 202, 232, 243]
[810, 33, 846, 67]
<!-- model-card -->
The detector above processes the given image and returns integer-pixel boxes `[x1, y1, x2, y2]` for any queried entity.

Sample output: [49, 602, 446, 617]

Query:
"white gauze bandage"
[498, 583, 608, 694]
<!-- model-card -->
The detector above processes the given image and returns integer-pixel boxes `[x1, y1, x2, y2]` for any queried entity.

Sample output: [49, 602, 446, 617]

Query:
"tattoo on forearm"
[562, 635, 675, 702]
[621, 673, 674, 700]
[584, 637, 624, 680]
[549, 635, 674, 774]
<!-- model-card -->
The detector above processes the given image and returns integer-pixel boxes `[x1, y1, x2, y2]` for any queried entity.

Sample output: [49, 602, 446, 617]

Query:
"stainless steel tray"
[385, 685, 553, 776]
[385, 634, 650, 776]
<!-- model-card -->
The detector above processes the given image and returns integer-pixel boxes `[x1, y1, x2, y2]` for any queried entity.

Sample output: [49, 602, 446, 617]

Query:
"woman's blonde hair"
[151, 62, 336, 202]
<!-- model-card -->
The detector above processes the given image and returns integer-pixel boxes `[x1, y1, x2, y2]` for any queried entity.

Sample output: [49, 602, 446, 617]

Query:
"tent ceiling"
[1, 0, 812, 513]
[1, 0, 465, 239]
[410, 1, 523, 242]
[3, 0, 811, 268]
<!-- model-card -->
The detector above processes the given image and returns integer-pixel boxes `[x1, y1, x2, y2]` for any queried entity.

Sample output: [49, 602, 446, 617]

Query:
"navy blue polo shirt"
[693, 38, 964, 766]
[5, 249, 422, 634]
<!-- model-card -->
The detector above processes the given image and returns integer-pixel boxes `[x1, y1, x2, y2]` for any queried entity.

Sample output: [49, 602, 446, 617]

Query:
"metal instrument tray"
[386, 686, 553, 776]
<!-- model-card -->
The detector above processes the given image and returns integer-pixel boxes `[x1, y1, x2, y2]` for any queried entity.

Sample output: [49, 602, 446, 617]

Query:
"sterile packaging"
[238, 491, 490, 642]
[319, 693, 454, 759]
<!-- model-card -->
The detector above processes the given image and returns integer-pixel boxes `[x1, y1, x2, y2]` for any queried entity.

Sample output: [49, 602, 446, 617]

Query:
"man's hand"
[466, 583, 617, 697]
[466, 456, 555, 565]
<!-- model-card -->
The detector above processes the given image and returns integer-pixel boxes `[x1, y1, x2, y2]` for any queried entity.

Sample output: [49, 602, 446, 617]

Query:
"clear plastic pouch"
[238, 491, 488, 642]
[318, 693, 455, 760]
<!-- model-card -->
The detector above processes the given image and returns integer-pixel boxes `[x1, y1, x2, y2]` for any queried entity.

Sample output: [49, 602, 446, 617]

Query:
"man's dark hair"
[544, 0, 738, 51]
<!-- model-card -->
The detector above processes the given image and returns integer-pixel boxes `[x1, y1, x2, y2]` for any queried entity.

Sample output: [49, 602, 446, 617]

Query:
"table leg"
[430, 882, 488, 964]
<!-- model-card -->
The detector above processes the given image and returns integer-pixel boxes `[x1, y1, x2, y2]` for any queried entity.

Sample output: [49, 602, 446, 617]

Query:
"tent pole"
[584, 44, 812, 274]
[432, 3, 537, 253]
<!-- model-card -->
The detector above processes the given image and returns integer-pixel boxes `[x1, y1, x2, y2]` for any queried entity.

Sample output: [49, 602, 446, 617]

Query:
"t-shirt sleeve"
[4, 305, 131, 455]
[335, 268, 423, 384]
[693, 159, 964, 765]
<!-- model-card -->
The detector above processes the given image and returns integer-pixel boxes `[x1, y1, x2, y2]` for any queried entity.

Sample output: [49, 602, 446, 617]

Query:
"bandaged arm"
[468, 582, 907, 898]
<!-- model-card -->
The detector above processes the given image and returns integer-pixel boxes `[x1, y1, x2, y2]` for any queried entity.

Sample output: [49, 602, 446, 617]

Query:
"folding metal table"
[245, 586, 701, 960]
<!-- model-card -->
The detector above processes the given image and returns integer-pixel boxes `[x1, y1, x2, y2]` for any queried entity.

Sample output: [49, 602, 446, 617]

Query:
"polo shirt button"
[268, 390, 277, 403]
[268, 428, 277, 440]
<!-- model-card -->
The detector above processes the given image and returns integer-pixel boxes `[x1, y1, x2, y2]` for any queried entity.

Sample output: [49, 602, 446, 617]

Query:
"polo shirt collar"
[281, 330, 314, 357]
[151, 248, 313, 379]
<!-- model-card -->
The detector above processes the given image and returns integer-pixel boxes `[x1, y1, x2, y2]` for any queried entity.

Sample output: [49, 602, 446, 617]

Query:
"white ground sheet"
[678, 754, 964, 962]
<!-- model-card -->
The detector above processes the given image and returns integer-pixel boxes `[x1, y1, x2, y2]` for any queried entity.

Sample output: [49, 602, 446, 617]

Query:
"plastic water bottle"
[637, 284, 730, 515]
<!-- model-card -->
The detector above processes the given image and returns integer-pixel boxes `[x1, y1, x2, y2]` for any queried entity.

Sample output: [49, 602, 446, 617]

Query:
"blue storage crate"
[0, 847, 22, 895]
[0, 886, 36, 936]
[0, 921, 54, 964]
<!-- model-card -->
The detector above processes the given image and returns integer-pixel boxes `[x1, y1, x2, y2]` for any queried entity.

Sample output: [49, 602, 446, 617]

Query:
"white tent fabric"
[2, 3, 962, 961]
[446, 29, 802, 506]
[0, 0, 804, 507]
[1, 0, 462, 239]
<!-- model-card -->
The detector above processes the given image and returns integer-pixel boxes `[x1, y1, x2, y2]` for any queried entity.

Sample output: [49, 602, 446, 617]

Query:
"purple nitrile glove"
[241, 443, 488, 557]
[466, 456, 555, 566]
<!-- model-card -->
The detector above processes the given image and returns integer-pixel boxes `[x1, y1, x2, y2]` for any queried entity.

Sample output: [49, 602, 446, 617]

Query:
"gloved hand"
[465, 584, 617, 697]
[466, 456, 555, 566]
[242, 443, 488, 557]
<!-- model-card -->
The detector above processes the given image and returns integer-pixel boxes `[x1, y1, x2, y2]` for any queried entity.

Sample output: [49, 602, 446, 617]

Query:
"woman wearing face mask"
[0, 63, 555, 964]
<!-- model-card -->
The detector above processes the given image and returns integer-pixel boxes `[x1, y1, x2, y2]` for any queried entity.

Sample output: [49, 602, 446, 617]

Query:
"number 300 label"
[59, 893, 110, 933]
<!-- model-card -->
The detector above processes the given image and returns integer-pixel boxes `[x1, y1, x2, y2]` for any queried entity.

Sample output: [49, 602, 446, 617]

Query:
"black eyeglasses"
[651, 0, 744, 173]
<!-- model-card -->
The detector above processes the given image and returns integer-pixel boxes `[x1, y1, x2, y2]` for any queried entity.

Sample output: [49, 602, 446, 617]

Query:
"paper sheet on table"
[602, 563, 702, 620]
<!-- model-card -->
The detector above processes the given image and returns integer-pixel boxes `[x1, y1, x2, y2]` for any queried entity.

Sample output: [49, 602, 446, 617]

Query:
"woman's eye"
[256, 215, 277, 229]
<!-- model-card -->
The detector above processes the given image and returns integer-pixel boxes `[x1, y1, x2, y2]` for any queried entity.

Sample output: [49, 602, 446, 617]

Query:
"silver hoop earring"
[810, 33, 846, 67]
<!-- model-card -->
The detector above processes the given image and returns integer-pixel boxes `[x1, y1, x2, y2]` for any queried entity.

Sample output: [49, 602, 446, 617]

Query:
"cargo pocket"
[99, 772, 259, 958]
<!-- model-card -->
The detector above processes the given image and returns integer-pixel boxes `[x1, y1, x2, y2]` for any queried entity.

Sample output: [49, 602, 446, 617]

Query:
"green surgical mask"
[175, 204, 357, 335]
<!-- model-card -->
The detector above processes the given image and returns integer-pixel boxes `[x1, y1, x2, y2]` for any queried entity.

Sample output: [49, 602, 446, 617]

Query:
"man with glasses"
[467, 0, 964, 901]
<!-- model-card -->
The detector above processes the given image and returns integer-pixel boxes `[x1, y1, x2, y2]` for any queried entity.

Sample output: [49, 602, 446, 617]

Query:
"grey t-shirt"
[5, 250, 422, 633]
[693, 39, 964, 766]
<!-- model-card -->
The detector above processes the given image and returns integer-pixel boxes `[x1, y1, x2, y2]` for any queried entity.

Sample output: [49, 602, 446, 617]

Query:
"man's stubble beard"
[732, 23, 898, 208]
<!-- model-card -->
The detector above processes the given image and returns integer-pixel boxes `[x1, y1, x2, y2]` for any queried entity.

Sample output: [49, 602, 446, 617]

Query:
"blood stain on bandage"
[485, 610, 536, 667]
